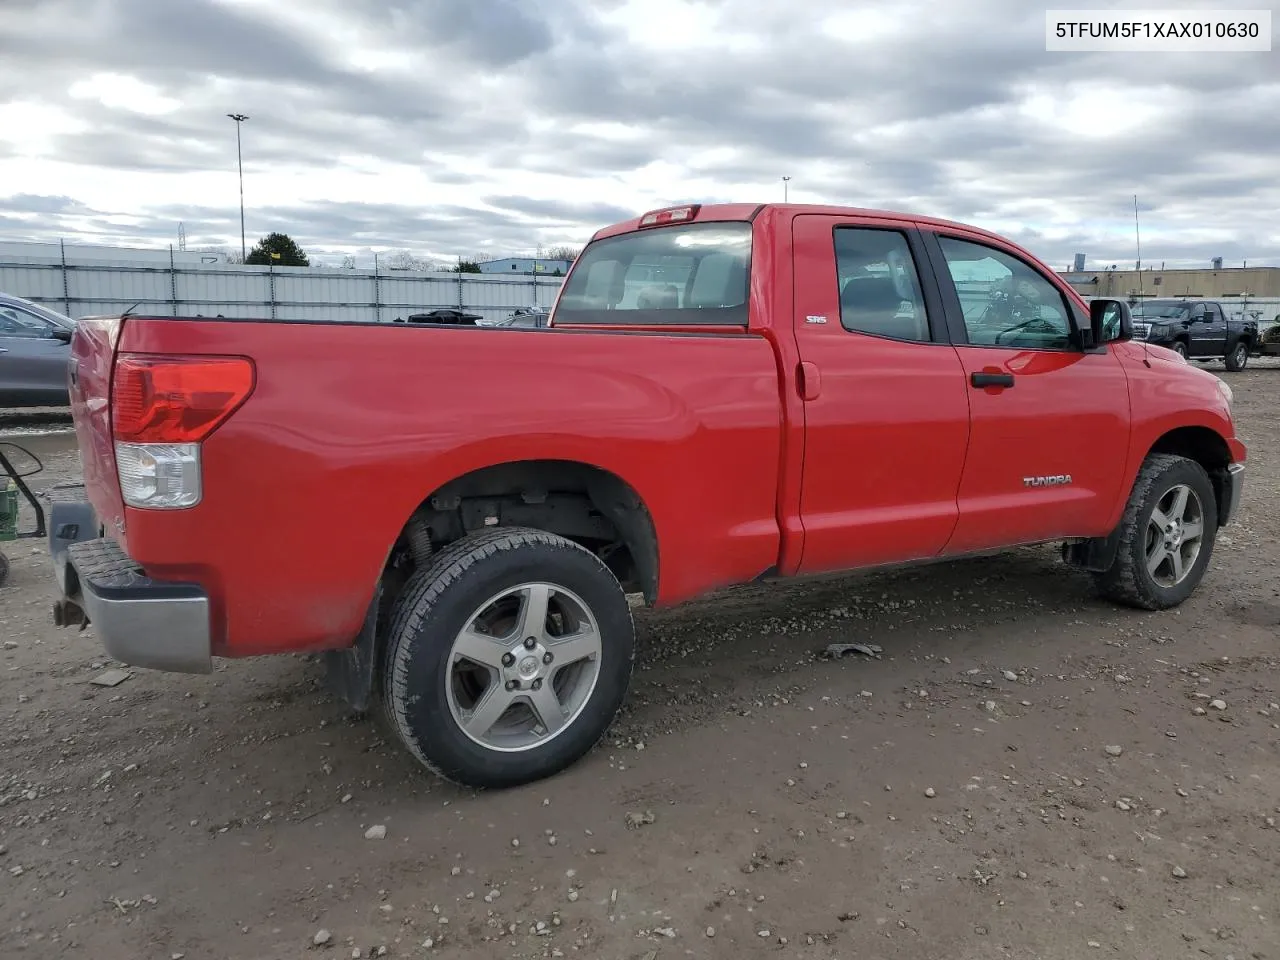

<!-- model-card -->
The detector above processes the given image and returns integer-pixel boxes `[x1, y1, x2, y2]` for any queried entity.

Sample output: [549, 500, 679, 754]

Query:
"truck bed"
[71, 316, 787, 657]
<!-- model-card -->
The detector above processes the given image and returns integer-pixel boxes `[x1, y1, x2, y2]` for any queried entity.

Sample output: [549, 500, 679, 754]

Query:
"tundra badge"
[1023, 474, 1073, 488]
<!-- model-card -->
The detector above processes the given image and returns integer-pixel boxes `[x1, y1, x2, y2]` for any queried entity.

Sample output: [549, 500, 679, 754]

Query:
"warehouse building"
[477, 257, 574, 276]
[1059, 264, 1280, 300]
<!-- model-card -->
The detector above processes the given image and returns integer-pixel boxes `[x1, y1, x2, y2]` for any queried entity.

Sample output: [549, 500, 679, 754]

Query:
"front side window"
[833, 227, 930, 341]
[937, 236, 1074, 350]
[554, 221, 751, 326]
[0, 306, 54, 339]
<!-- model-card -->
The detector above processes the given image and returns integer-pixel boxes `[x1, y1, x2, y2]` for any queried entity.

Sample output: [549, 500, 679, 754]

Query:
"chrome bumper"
[48, 499, 212, 674]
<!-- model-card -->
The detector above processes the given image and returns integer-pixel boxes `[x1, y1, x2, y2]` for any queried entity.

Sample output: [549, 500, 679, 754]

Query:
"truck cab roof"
[590, 202, 1014, 246]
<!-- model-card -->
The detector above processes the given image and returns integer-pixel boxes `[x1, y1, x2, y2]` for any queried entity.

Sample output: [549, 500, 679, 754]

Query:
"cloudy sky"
[0, 0, 1276, 269]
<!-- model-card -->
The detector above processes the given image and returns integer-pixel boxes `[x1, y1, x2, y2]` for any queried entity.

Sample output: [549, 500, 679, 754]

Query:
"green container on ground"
[0, 479, 18, 542]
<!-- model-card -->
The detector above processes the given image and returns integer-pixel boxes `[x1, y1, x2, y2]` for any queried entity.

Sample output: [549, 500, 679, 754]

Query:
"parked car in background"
[490, 306, 550, 328]
[400, 309, 483, 325]
[1129, 298, 1257, 371]
[0, 292, 76, 406]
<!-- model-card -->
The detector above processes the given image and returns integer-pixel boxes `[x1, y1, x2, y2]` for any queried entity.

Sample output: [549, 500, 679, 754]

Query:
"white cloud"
[0, 0, 1274, 268]
[68, 72, 182, 115]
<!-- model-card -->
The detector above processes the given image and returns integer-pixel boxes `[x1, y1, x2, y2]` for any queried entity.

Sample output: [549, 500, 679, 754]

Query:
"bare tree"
[543, 245, 581, 262]
[194, 245, 243, 264]
[382, 250, 448, 272]
[341, 254, 356, 270]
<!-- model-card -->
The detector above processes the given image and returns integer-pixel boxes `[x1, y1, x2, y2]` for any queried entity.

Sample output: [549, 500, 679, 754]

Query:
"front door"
[922, 230, 1132, 554]
[791, 215, 972, 574]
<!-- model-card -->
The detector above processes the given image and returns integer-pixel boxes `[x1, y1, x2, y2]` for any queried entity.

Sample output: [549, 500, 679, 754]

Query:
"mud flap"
[1062, 525, 1123, 572]
[323, 582, 382, 713]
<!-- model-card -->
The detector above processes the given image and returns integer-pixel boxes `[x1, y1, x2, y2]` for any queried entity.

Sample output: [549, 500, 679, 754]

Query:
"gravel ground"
[1, 366, 1278, 960]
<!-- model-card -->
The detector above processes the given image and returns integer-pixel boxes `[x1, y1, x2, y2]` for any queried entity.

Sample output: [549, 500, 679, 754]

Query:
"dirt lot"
[2, 367, 1278, 960]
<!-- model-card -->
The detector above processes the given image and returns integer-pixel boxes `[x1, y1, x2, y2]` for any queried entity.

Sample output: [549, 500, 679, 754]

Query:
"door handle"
[798, 361, 821, 401]
[0, 348, 8, 354]
[971, 371, 1014, 389]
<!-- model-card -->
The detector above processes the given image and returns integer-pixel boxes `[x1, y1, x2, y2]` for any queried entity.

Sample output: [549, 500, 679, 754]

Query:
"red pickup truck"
[48, 203, 1246, 789]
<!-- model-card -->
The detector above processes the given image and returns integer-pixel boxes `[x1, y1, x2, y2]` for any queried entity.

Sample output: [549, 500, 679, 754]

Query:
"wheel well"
[1065, 425, 1234, 574]
[390, 460, 659, 605]
[1147, 426, 1232, 517]
[332, 463, 659, 714]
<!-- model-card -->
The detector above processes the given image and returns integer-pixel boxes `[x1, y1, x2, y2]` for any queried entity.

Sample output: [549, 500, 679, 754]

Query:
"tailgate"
[68, 317, 128, 546]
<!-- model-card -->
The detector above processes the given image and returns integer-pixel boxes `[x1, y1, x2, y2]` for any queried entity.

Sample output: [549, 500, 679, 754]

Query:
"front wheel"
[1094, 453, 1218, 610]
[1224, 341, 1250, 372]
[382, 527, 635, 789]
[1171, 340, 1188, 359]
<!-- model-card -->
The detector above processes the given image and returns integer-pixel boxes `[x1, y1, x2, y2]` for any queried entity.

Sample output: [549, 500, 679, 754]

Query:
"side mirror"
[1088, 298, 1133, 346]
[50, 325, 74, 343]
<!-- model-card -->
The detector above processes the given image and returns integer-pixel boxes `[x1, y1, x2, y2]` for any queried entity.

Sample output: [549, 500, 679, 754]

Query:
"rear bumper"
[48, 498, 212, 674]
[1219, 462, 1245, 527]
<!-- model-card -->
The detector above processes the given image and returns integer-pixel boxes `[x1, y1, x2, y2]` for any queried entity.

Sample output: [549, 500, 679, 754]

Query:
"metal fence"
[0, 244, 567, 324]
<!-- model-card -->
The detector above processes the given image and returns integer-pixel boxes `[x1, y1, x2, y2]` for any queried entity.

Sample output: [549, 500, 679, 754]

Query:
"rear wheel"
[1094, 453, 1217, 610]
[382, 527, 635, 789]
[1224, 340, 1250, 372]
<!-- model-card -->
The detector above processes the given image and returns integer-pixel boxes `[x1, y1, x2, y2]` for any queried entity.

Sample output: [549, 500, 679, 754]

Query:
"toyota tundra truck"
[46, 203, 1246, 789]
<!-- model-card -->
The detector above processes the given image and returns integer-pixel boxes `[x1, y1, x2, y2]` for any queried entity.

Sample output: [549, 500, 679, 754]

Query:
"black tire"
[1224, 340, 1250, 372]
[1094, 454, 1218, 611]
[1171, 340, 1188, 358]
[382, 527, 635, 789]
[0, 551, 8, 587]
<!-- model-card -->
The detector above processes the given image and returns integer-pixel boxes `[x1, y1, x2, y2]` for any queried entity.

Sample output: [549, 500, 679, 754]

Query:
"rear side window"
[554, 221, 751, 326]
[833, 227, 931, 342]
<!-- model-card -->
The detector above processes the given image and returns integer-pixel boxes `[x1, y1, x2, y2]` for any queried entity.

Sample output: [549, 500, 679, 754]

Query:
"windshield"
[1131, 301, 1190, 320]
[554, 221, 751, 326]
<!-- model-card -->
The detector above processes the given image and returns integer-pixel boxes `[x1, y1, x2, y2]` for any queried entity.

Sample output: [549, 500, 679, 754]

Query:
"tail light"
[111, 354, 255, 509]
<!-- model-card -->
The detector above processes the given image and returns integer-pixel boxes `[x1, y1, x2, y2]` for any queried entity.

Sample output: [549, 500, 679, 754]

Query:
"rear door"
[790, 215, 971, 573]
[1200, 302, 1229, 355]
[920, 229, 1131, 553]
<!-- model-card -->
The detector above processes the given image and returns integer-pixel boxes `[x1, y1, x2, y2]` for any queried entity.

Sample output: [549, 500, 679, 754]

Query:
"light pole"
[227, 113, 249, 262]
[782, 176, 791, 202]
